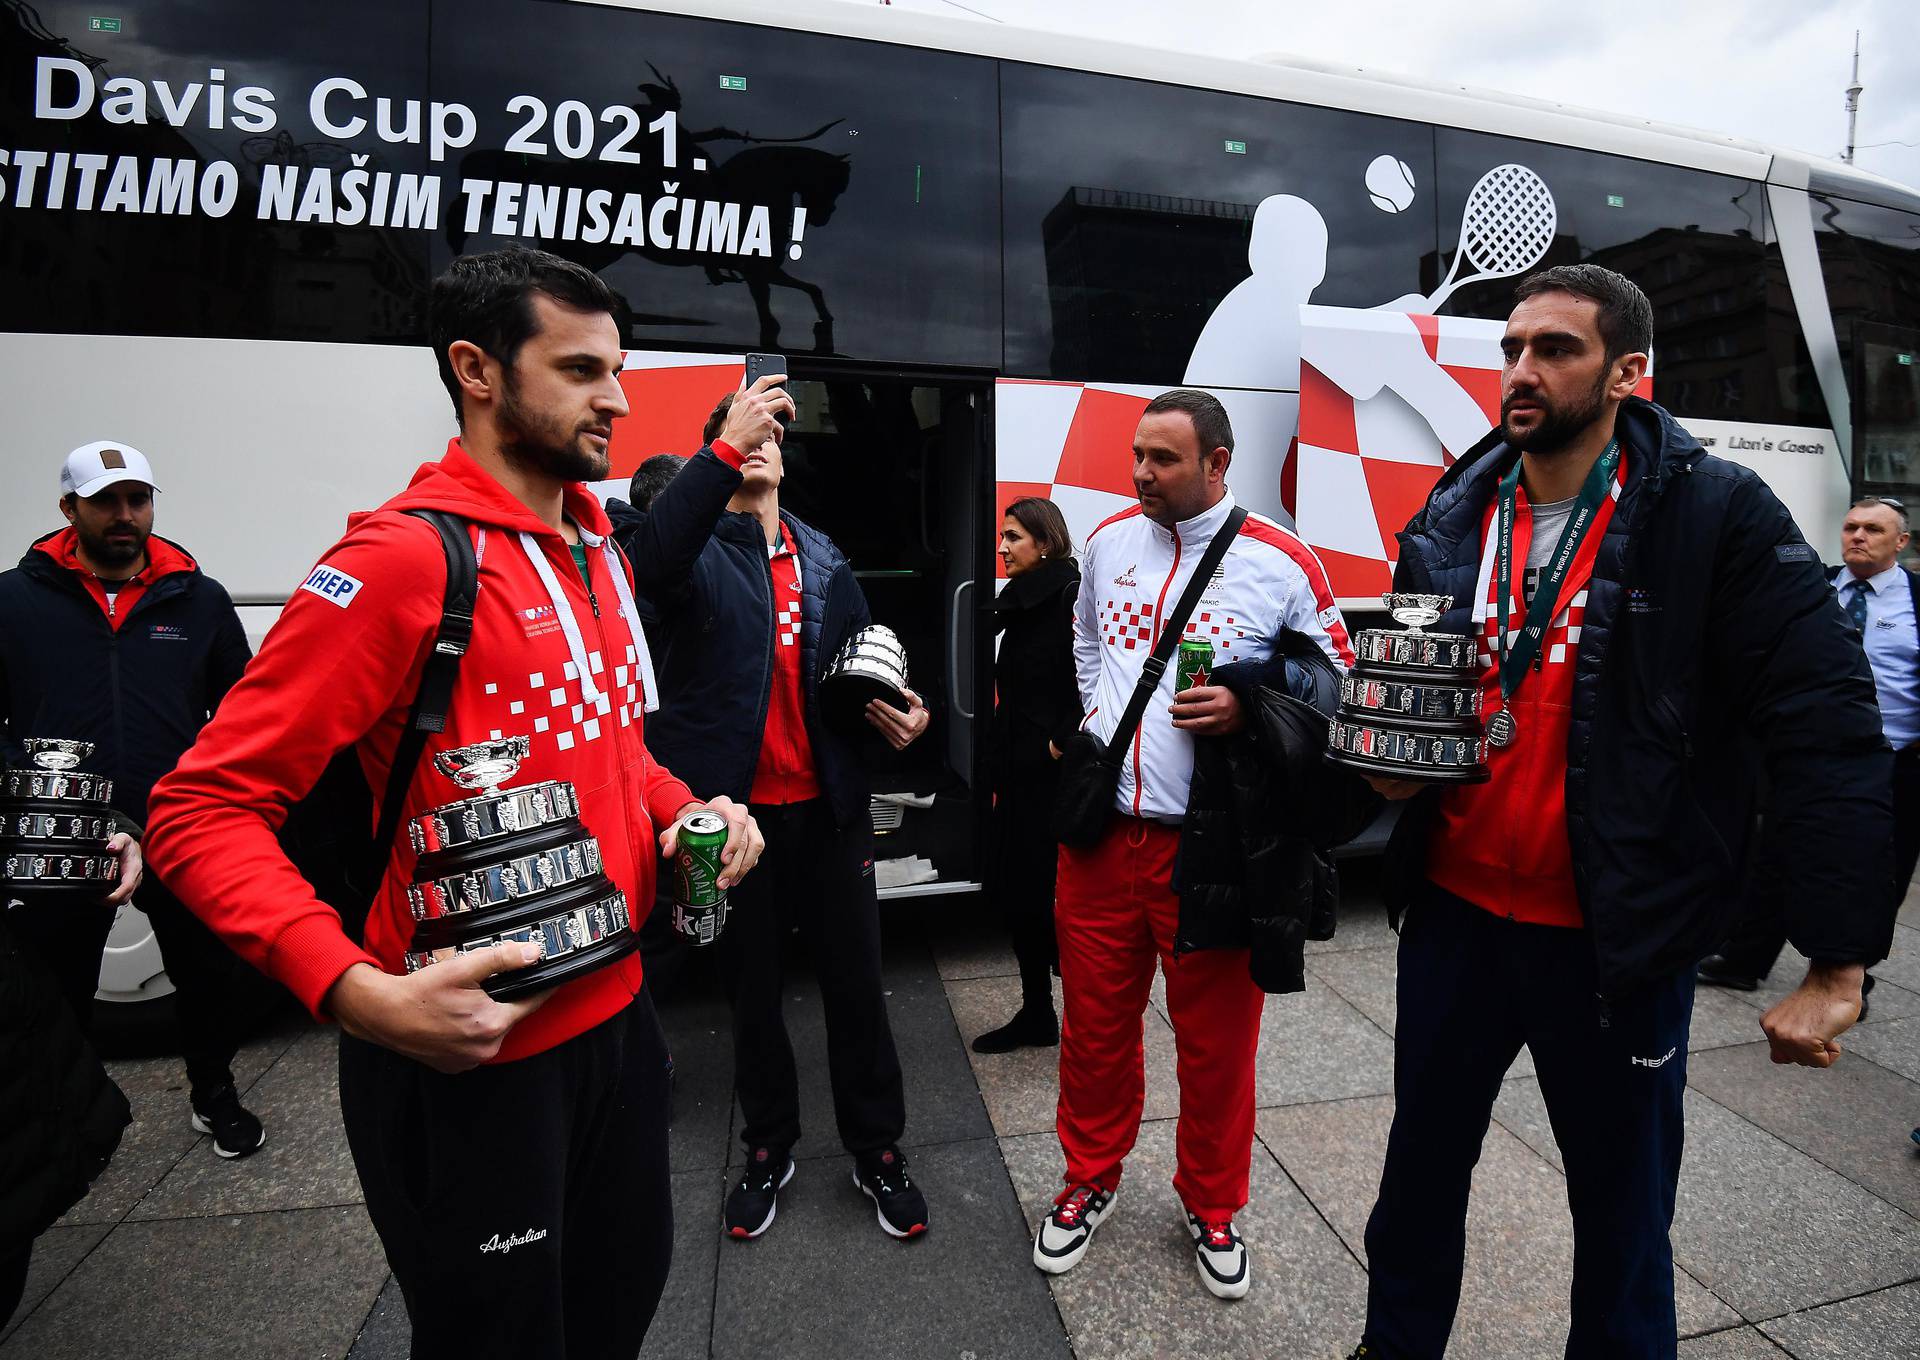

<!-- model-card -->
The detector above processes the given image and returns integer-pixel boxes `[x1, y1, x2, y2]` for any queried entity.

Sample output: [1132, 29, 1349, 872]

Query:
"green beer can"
[671, 811, 730, 946]
[1175, 637, 1214, 694]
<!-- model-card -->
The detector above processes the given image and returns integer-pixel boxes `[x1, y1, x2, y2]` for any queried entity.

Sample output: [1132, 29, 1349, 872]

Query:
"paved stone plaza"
[5, 868, 1917, 1358]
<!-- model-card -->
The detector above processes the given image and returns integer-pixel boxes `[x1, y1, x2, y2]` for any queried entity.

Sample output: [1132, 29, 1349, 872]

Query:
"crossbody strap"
[1102, 506, 1249, 760]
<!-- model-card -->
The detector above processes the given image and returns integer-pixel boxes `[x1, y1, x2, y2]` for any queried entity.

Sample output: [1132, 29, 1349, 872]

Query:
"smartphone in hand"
[744, 352, 792, 429]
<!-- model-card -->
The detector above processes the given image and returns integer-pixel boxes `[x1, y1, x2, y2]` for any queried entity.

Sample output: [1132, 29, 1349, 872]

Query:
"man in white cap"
[0, 440, 265, 1157]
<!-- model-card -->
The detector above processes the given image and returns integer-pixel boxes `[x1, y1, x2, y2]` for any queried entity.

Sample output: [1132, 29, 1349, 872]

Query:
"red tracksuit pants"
[1054, 816, 1265, 1222]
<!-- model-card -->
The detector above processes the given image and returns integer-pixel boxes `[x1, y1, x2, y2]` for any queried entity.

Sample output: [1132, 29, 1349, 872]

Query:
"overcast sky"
[875, 0, 1920, 190]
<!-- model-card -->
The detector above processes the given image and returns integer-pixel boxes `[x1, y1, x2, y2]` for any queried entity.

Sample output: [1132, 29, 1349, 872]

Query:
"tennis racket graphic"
[1427, 163, 1558, 311]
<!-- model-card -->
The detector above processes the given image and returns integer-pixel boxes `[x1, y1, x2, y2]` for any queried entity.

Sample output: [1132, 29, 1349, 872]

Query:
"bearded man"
[1344, 265, 1892, 1360]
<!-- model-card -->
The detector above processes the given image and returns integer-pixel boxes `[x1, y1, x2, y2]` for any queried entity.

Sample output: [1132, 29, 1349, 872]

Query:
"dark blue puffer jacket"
[607, 448, 873, 830]
[1383, 397, 1894, 993]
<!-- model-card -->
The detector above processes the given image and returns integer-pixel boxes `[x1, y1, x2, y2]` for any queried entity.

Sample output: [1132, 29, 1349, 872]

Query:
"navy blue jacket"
[0, 532, 251, 828]
[607, 448, 874, 829]
[1384, 397, 1894, 993]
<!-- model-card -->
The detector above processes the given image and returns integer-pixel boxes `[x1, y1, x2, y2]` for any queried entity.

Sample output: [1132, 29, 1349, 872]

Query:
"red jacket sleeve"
[145, 514, 445, 1017]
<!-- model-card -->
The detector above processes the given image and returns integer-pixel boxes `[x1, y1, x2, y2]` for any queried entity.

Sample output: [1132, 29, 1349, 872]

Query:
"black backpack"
[279, 510, 476, 941]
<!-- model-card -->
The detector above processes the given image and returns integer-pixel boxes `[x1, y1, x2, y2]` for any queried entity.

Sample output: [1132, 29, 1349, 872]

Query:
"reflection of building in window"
[1041, 187, 1253, 382]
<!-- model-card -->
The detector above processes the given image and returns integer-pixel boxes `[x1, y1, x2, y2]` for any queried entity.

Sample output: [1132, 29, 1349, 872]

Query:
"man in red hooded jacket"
[146, 249, 772, 1360]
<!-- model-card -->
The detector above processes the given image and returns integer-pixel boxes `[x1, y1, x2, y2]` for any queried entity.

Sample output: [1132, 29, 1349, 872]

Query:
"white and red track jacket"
[147, 441, 696, 1064]
[1074, 493, 1354, 823]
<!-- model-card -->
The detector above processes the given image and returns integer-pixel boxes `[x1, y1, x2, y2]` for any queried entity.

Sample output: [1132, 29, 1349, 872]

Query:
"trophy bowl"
[1325, 594, 1491, 785]
[0, 737, 119, 899]
[820, 624, 912, 745]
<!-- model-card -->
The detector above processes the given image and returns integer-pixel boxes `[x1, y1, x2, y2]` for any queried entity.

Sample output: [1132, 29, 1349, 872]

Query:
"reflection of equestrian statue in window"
[447, 64, 852, 353]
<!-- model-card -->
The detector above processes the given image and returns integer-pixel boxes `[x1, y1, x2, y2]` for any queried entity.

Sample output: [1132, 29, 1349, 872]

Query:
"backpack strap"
[363, 510, 476, 883]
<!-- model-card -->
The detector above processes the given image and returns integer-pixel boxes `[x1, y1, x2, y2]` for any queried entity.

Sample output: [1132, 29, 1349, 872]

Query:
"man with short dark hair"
[608, 381, 935, 1245]
[0, 441, 257, 1155]
[1345, 264, 1891, 1360]
[1031, 387, 1352, 1300]
[1698, 493, 1916, 1003]
[147, 248, 765, 1358]
[628, 453, 689, 514]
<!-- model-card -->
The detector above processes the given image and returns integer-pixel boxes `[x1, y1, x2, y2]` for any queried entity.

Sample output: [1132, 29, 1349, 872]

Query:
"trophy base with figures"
[403, 737, 637, 1001]
[0, 740, 120, 899]
[1326, 594, 1490, 785]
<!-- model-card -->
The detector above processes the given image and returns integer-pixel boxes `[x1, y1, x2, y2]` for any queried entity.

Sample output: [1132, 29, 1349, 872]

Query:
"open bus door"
[606, 353, 994, 901]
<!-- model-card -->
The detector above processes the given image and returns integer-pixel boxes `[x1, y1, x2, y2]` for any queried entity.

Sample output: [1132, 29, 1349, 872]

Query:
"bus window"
[999, 64, 1438, 385]
[1811, 193, 1920, 397]
[427, 0, 1001, 368]
[1431, 131, 1772, 424]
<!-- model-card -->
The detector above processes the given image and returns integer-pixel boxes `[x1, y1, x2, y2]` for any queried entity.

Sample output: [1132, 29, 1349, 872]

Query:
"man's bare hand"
[103, 830, 142, 906]
[718, 373, 795, 455]
[865, 688, 930, 750]
[1760, 961, 1864, 1068]
[1363, 774, 1426, 801]
[1170, 684, 1244, 736]
[325, 945, 553, 1074]
[661, 797, 765, 889]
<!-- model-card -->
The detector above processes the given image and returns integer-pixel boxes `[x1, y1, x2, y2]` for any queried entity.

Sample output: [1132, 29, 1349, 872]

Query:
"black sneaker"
[726, 1147, 794, 1240]
[853, 1147, 928, 1239]
[1032, 1182, 1116, 1274]
[189, 1084, 266, 1160]
[970, 1007, 1059, 1055]
[1695, 954, 1762, 991]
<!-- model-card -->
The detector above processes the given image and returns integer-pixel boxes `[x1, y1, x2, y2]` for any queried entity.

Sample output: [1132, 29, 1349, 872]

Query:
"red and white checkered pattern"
[473, 640, 647, 756]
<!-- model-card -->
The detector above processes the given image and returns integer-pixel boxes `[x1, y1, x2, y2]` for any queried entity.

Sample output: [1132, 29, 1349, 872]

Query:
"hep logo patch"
[299, 564, 363, 609]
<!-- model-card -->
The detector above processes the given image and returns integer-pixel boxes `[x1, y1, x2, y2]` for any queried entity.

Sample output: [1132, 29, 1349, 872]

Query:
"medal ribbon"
[1493, 439, 1618, 707]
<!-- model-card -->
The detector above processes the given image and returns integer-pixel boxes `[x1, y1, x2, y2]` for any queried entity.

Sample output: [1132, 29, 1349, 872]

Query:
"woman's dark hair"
[428, 248, 622, 426]
[1005, 496, 1074, 561]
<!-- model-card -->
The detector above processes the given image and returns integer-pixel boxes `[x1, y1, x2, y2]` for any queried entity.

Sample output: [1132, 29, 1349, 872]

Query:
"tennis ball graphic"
[1367, 154, 1417, 213]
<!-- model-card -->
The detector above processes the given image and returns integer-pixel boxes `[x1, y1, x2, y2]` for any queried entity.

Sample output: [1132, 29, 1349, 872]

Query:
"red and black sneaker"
[724, 1147, 795, 1241]
[853, 1147, 928, 1240]
[1032, 1182, 1116, 1274]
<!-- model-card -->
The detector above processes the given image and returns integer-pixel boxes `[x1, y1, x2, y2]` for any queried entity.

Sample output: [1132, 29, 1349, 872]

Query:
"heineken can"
[671, 812, 730, 946]
[1175, 637, 1215, 694]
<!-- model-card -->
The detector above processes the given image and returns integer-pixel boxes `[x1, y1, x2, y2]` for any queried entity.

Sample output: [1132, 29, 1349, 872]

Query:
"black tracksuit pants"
[715, 798, 905, 1158]
[9, 871, 242, 1095]
[1717, 744, 1919, 979]
[1363, 885, 1694, 1360]
[338, 993, 673, 1360]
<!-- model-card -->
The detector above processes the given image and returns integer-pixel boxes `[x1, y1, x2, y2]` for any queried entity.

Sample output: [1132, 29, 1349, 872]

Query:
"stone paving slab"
[130, 1026, 360, 1220]
[658, 992, 740, 1175]
[1258, 1094, 1740, 1351]
[0, 1205, 387, 1359]
[1845, 1015, 1920, 1083]
[950, 971, 1181, 1139]
[1757, 1280, 1920, 1358]
[711, 1138, 1070, 1360]
[1495, 1079, 1920, 1320]
[927, 913, 1022, 982]
[1307, 943, 1538, 1079]
[1002, 1119, 1370, 1359]
[343, 1275, 406, 1360]
[1678, 1326, 1794, 1357]
[1872, 923, 1920, 994]
[0, 1224, 108, 1346]
[1251, 976, 1399, 1107]
[1687, 1041, 1920, 1219]
[641, 1170, 726, 1360]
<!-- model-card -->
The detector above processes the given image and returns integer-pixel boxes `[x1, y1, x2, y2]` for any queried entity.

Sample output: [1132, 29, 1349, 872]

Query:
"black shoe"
[970, 1007, 1059, 1055]
[1695, 954, 1762, 991]
[725, 1147, 794, 1240]
[189, 1084, 266, 1160]
[853, 1147, 928, 1239]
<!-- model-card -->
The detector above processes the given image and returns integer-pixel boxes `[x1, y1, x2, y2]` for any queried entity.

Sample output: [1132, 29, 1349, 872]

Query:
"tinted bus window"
[1812, 193, 1920, 383]
[0, 0, 433, 342]
[1432, 131, 1770, 423]
[1001, 64, 1438, 384]
[429, 0, 1000, 368]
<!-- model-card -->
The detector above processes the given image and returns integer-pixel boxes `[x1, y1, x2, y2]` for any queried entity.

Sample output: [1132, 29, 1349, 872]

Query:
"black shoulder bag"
[1051, 507, 1248, 847]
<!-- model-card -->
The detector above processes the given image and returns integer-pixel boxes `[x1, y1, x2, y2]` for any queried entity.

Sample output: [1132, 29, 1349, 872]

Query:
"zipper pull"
[1596, 993, 1612, 1030]
[587, 587, 601, 618]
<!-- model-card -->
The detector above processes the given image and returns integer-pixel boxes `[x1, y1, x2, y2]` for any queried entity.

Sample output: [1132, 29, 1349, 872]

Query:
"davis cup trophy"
[820, 623, 912, 746]
[1327, 593, 1490, 784]
[403, 737, 636, 1001]
[1, 738, 121, 898]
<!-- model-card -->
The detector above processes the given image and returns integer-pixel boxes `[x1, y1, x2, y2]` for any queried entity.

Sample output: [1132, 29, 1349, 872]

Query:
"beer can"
[671, 811, 730, 946]
[1175, 638, 1215, 693]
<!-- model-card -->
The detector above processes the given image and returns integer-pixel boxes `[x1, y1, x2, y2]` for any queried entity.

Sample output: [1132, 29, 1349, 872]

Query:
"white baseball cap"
[60, 441, 159, 498]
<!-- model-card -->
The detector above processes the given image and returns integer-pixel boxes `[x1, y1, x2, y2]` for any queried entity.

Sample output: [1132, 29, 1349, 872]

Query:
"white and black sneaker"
[1187, 1212, 1250, 1299]
[189, 1084, 266, 1160]
[725, 1147, 795, 1240]
[1032, 1182, 1116, 1275]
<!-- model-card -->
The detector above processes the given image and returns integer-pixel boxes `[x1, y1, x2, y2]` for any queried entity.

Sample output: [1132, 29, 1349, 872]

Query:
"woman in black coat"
[973, 498, 1082, 1054]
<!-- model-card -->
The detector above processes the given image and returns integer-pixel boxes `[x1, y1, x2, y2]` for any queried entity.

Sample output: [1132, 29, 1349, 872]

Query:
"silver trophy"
[403, 737, 635, 1001]
[820, 624, 912, 747]
[1326, 594, 1490, 784]
[1, 738, 121, 897]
